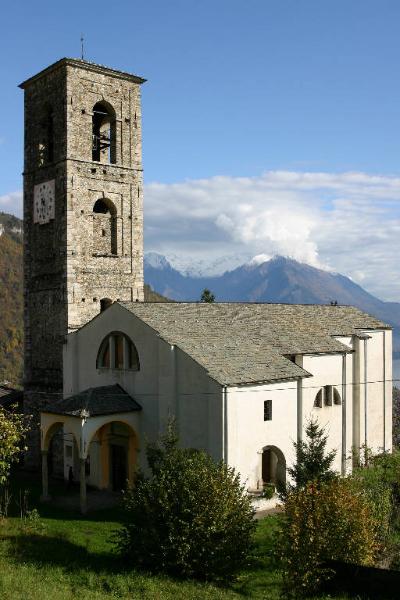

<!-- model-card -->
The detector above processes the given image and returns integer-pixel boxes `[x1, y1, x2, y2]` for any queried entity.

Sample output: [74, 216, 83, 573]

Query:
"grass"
[0, 470, 387, 599]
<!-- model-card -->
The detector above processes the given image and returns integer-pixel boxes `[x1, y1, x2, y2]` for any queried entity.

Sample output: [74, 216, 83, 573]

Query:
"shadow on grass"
[5, 531, 252, 599]
[7, 470, 128, 523]
[322, 560, 400, 600]
[230, 515, 283, 599]
[4, 531, 127, 575]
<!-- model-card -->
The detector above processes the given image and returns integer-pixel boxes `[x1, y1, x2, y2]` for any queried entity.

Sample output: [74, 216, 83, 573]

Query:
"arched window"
[92, 101, 116, 164]
[97, 336, 110, 368]
[96, 332, 140, 371]
[314, 389, 323, 408]
[92, 198, 117, 255]
[333, 388, 341, 405]
[314, 385, 341, 407]
[38, 105, 54, 166]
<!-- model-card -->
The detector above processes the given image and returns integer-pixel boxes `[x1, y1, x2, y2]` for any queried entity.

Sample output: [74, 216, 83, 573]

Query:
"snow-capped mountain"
[144, 253, 400, 356]
[146, 252, 253, 278]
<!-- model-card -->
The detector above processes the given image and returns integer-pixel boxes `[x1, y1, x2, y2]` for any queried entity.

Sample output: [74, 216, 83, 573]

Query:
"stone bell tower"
[20, 58, 145, 466]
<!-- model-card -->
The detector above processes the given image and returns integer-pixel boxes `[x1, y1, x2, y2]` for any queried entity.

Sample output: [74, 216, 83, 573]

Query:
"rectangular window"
[264, 399, 272, 421]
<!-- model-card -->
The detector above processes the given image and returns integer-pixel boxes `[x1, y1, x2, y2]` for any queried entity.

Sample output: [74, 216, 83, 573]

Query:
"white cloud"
[145, 171, 400, 301]
[0, 191, 22, 217]
[2, 172, 399, 301]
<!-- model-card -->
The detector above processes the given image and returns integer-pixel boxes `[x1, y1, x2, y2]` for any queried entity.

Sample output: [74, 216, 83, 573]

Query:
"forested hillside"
[0, 212, 167, 385]
[0, 231, 23, 386]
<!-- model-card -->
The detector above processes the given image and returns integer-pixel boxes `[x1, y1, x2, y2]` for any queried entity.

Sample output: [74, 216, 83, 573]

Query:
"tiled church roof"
[120, 302, 390, 385]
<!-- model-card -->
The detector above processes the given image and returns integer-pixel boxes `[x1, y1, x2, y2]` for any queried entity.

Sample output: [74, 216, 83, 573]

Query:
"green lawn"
[0, 471, 384, 599]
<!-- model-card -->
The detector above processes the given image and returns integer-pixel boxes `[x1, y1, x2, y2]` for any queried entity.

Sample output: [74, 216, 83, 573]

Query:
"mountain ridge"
[144, 253, 400, 355]
[0, 211, 398, 385]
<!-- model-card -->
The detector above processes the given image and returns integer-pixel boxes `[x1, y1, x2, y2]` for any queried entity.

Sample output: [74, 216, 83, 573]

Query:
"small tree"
[352, 450, 396, 548]
[0, 406, 29, 484]
[117, 423, 255, 581]
[392, 387, 400, 448]
[278, 478, 379, 597]
[200, 288, 215, 303]
[287, 417, 337, 491]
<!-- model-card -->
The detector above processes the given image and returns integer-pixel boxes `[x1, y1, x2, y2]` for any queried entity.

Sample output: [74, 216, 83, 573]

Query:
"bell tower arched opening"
[92, 198, 117, 255]
[38, 104, 54, 166]
[92, 101, 116, 164]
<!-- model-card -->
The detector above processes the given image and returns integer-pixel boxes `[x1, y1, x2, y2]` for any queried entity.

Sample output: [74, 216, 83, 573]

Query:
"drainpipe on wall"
[364, 337, 368, 451]
[222, 386, 228, 463]
[352, 335, 361, 467]
[341, 353, 347, 476]
[297, 378, 303, 444]
[383, 331, 386, 451]
[170, 344, 179, 427]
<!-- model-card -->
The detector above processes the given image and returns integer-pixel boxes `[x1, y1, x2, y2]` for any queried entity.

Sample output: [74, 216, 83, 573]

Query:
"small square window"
[264, 399, 272, 421]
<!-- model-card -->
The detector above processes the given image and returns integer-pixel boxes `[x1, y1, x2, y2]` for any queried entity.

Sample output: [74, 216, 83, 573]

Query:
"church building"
[20, 59, 392, 513]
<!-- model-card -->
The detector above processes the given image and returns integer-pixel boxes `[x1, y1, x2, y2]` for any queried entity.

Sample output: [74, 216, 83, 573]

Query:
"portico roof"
[44, 385, 142, 418]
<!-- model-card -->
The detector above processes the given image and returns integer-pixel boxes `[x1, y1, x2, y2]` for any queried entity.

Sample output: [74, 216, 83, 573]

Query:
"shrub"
[262, 483, 275, 499]
[352, 456, 394, 550]
[277, 478, 379, 597]
[117, 424, 256, 581]
[0, 406, 30, 484]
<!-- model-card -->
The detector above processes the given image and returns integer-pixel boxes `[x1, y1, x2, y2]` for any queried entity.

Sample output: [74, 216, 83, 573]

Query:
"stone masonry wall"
[22, 59, 145, 467]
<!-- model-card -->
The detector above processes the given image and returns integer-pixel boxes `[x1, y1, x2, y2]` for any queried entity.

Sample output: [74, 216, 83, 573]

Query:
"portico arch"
[42, 421, 64, 452]
[41, 418, 80, 454]
[86, 420, 139, 491]
[40, 385, 142, 512]
[40, 417, 81, 502]
[261, 445, 286, 490]
[44, 422, 65, 480]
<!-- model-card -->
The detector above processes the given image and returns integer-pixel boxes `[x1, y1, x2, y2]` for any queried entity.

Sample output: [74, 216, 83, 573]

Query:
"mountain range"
[0, 210, 399, 386]
[144, 253, 400, 356]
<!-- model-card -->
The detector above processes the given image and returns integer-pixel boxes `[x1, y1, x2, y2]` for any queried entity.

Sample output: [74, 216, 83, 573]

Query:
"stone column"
[40, 450, 50, 501]
[79, 458, 87, 514]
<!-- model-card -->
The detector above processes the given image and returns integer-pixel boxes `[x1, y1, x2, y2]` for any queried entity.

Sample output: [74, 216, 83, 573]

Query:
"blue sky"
[1, 1, 400, 299]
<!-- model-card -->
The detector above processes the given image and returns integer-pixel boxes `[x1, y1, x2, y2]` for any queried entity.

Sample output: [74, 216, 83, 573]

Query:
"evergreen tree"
[288, 417, 337, 489]
[200, 288, 215, 303]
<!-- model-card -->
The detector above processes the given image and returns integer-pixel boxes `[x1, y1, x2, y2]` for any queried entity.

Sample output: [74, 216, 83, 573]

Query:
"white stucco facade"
[42, 302, 392, 496]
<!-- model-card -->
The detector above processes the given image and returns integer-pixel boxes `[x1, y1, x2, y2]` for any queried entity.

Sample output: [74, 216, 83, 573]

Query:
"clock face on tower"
[33, 179, 55, 224]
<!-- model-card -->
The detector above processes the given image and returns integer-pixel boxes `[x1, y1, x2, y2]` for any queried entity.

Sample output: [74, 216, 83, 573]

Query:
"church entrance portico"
[40, 385, 141, 513]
